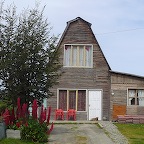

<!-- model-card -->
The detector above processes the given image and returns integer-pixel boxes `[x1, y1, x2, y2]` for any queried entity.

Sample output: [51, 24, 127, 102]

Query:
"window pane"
[85, 46, 92, 67]
[129, 90, 135, 97]
[128, 90, 136, 105]
[138, 90, 144, 106]
[78, 90, 86, 111]
[130, 98, 135, 105]
[79, 46, 84, 66]
[69, 91, 76, 109]
[64, 46, 71, 66]
[72, 46, 77, 66]
[138, 90, 144, 97]
[59, 90, 67, 111]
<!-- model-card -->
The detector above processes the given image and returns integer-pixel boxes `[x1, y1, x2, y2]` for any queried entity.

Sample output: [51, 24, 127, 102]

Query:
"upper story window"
[128, 89, 144, 106]
[64, 44, 93, 68]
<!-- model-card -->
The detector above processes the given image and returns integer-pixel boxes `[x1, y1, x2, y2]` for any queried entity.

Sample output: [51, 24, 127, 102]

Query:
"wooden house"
[48, 17, 144, 121]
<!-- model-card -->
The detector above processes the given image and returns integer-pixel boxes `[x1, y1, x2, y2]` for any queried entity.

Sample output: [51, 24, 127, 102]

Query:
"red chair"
[55, 109, 64, 120]
[67, 109, 76, 121]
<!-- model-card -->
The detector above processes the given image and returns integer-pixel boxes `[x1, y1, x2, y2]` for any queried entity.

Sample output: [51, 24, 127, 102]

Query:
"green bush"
[21, 118, 48, 143]
[0, 102, 7, 114]
[0, 100, 13, 115]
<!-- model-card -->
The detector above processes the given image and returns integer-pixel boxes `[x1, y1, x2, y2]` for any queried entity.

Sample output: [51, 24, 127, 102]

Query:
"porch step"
[50, 120, 98, 124]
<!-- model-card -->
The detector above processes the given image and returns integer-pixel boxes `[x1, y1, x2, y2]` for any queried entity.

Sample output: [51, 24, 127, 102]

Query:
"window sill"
[63, 66, 93, 68]
[127, 105, 144, 107]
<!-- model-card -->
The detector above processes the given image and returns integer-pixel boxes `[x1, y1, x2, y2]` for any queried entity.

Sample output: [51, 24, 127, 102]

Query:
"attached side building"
[110, 71, 144, 120]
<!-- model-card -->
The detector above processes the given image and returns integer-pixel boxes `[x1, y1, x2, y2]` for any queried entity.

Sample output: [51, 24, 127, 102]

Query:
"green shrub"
[0, 100, 13, 115]
[21, 118, 48, 143]
[0, 102, 7, 114]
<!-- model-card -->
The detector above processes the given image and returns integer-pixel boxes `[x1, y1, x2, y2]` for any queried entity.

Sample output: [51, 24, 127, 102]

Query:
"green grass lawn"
[0, 138, 46, 144]
[115, 123, 144, 144]
[0, 138, 34, 144]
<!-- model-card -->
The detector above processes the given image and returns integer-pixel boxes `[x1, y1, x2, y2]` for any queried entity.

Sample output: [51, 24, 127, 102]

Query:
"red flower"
[22, 103, 28, 118]
[16, 98, 22, 119]
[47, 106, 51, 125]
[2, 109, 10, 126]
[25, 122, 28, 127]
[16, 122, 21, 128]
[32, 99, 38, 119]
[47, 122, 54, 135]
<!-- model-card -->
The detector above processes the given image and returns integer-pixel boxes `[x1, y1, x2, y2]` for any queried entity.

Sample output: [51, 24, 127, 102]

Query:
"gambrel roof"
[57, 17, 111, 70]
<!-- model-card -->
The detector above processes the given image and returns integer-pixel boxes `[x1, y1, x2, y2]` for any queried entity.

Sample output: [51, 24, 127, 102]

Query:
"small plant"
[21, 118, 48, 143]
[2, 97, 54, 143]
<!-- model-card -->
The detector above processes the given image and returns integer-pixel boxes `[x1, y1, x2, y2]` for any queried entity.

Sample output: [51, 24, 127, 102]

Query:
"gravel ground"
[48, 124, 114, 144]
[48, 121, 128, 144]
[98, 121, 128, 144]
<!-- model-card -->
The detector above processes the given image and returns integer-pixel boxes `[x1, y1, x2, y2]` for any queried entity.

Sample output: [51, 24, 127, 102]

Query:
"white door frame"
[87, 89, 103, 120]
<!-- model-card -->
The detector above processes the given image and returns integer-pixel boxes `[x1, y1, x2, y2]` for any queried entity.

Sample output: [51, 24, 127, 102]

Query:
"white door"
[88, 90, 102, 120]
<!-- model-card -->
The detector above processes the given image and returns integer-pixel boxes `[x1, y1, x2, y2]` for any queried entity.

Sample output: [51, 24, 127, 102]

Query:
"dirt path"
[48, 124, 115, 144]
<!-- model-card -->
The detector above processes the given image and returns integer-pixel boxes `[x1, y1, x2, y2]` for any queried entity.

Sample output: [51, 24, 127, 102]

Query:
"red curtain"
[59, 90, 67, 111]
[78, 90, 86, 111]
[59, 90, 86, 111]
[69, 91, 76, 109]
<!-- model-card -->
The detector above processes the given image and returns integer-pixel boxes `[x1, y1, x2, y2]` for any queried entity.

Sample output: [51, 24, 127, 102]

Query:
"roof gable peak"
[67, 17, 92, 27]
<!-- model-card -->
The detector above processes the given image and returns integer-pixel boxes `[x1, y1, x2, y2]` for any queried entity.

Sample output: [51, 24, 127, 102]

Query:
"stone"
[0, 122, 6, 139]
[6, 129, 21, 139]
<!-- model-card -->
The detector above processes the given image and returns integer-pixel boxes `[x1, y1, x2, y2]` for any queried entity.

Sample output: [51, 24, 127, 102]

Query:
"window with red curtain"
[77, 90, 86, 111]
[58, 90, 86, 111]
[59, 90, 67, 111]
[69, 91, 76, 109]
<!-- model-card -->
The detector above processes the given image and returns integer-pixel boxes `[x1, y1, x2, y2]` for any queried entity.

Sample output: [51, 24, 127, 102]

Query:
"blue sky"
[2, 0, 144, 76]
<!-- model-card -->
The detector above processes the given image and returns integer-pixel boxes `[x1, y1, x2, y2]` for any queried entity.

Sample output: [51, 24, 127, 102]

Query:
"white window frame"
[127, 88, 144, 106]
[63, 44, 93, 68]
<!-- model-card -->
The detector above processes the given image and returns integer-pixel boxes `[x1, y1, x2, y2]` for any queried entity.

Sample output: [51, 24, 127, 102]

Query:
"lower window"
[128, 89, 144, 106]
[58, 89, 86, 111]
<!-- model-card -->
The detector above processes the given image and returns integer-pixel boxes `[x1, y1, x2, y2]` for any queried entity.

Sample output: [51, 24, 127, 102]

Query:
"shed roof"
[110, 70, 144, 79]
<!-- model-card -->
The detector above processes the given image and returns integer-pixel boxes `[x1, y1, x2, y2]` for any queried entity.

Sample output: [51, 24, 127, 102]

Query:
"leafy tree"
[0, 3, 61, 106]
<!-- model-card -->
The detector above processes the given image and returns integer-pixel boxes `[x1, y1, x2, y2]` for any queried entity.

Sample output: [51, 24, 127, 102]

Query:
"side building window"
[128, 89, 144, 106]
[58, 89, 86, 111]
[64, 44, 93, 68]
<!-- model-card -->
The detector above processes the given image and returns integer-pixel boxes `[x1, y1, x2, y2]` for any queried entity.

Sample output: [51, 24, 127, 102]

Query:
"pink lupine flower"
[47, 106, 51, 125]
[16, 97, 22, 119]
[32, 99, 38, 119]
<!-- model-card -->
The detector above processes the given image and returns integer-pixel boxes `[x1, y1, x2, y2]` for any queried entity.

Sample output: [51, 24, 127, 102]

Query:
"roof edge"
[67, 17, 92, 26]
[57, 17, 92, 47]
[110, 70, 144, 79]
